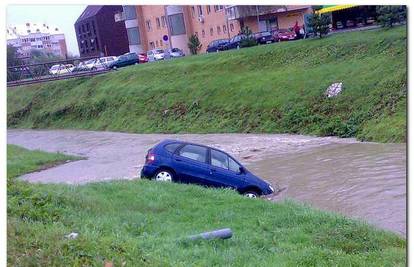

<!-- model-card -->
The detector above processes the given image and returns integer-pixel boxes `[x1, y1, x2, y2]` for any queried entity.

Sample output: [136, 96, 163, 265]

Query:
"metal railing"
[7, 56, 114, 87]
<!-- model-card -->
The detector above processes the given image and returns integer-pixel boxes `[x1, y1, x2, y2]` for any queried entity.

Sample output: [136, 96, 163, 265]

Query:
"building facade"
[121, 5, 241, 55]
[75, 5, 129, 57]
[120, 5, 312, 55]
[7, 22, 68, 60]
[225, 5, 313, 32]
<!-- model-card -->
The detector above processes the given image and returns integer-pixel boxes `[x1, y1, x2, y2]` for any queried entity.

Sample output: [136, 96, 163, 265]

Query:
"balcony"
[225, 5, 288, 20]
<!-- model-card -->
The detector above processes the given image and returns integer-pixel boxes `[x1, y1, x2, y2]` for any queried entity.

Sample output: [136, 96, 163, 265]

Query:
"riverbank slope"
[8, 145, 406, 265]
[8, 26, 406, 142]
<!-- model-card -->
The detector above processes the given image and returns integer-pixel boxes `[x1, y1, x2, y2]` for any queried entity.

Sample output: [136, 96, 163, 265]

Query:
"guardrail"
[7, 56, 113, 87]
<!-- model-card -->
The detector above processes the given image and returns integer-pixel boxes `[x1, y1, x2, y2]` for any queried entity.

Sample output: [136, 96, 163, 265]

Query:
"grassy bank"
[7, 27, 406, 142]
[7, 145, 406, 266]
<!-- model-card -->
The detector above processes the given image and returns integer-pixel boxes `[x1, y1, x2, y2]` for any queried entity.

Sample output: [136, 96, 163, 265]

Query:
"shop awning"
[316, 5, 358, 14]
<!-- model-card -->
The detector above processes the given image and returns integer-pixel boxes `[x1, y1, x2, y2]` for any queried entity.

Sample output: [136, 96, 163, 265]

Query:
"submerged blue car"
[140, 140, 275, 198]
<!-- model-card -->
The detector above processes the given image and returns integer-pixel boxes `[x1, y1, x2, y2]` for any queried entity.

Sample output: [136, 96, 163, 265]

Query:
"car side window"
[229, 157, 241, 173]
[211, 149, 229, 169]
[178, 145, 207, 163]
[164, 143, 181, 153]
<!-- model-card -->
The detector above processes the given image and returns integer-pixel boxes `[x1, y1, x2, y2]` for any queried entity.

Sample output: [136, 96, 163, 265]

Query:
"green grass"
[8, 145, 406, 266]
[7, 27, 407, 142]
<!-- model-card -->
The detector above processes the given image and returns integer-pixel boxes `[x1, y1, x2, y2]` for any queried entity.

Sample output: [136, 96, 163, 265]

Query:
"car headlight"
[269, 185, 274, 193]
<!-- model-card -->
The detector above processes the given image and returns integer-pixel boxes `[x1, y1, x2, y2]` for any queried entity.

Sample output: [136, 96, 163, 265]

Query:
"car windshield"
[154, 49, 164, 54]
[50, 65, 60, 70]
[85, 59, 96, 64]
[171, 48, 180, 52]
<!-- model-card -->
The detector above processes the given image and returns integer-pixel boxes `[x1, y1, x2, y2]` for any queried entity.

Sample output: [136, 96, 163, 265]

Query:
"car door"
[172, 144, 211, 185]
[208, 149, 244, 189]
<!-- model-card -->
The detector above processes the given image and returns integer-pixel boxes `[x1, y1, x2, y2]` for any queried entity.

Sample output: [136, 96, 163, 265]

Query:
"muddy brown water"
[7, 129, 406, 236]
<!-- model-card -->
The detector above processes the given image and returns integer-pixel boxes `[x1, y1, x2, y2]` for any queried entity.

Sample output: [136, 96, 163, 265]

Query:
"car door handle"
[175, 158, 182, 162]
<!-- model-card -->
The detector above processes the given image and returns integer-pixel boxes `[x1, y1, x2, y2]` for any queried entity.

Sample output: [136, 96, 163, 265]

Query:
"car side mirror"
[239, 166, 245, 174]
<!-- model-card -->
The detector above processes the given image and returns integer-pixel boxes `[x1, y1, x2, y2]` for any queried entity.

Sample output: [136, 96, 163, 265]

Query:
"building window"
[161, 16, 166, 27]
[156, 17, 161, 29]
[197, 6, 203, 16]
[210, 28, 213, 36]
[92, 21, 96, 34]
[214, 5, 224, 12]
[146, 20, 152, 31]
[160, 40, 163, 46]
[191, 6, 195, 18]
[217, 26, 221, 35]
[195, 31, 198, 37]
[127, 27, 141, 45]
[123, 6, 137, 20]
[207, 5, 211, 14]
[86, 23, 90, 32]
[230, 23, 234, 32]
[202, 29, 205, 38]
[223, 25, 227, 34]
[169, 13, 186, 36]
[149, 41, 155, 49]
[156, 40, 159, 47]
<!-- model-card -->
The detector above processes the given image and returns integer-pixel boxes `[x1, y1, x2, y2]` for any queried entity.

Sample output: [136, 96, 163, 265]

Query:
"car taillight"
[145, 152, 155, 164]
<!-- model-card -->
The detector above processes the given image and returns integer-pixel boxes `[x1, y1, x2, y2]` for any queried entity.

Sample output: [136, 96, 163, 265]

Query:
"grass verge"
[7, 26, 407, 143]
[7, 145, 406, 266]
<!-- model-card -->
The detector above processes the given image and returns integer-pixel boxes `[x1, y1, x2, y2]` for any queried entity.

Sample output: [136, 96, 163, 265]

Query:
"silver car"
[168, 48, 185, 58]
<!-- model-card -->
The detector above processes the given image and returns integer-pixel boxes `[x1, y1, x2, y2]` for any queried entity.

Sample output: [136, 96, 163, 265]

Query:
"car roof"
[157, 139, 242, 163]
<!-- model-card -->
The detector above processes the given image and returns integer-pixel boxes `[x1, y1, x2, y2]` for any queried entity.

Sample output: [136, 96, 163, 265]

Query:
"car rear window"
[164, 143, 181, 153]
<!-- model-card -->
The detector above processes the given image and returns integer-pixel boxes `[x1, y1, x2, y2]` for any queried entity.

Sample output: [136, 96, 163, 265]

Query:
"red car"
[274, 29, 297, 41]
[138, 53, 149, 63]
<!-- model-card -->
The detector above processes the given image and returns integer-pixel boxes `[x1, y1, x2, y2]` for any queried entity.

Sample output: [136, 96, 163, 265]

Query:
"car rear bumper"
[140, 165, 158, 179]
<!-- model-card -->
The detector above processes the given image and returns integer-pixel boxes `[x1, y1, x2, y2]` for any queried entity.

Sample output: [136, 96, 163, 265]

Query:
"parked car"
[138, 53, 149, 63]
[168, 48, 185, 58]
[274, 29, 297, 41]
[49, 64, 74, 75]
[206, 39, 229, 53]
[108, 53, 139, 69]
[254, 31, 277, 44]
[140, 140, 275, 198]
[147, 49, 165, 61]
[224, 34, 248, 50]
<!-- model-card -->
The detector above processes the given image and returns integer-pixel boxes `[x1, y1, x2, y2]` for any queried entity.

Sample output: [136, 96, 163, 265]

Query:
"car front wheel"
[154, 169, 174, 182]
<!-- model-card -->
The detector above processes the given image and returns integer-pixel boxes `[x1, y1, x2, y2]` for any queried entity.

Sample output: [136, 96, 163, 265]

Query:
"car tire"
[135, 62, 139, 65]
[112, 66, 117, 70]
[91, 67, 97, 71]
[237, 45, 240, 50]
[243, 190, 260, 198]
[154, 169, 174, 182]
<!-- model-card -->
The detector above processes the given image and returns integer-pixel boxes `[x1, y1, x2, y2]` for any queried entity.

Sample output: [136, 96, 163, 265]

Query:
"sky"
[7, 5, 87, 56]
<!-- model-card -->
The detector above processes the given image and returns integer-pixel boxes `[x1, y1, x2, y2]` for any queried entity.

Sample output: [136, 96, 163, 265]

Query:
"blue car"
[140, 140, 275, 198]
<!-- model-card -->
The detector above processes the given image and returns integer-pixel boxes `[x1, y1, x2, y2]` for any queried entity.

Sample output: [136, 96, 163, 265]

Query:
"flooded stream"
[7, 129, 406, 235]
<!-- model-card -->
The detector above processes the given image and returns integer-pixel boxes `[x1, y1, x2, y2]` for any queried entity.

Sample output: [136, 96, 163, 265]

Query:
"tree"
[7, 45, 21, 67]
[239, 26, 257, 48]
[188, 34, 202, 55]
[376, 5, 406, 28]
[309, 12, 331, 38]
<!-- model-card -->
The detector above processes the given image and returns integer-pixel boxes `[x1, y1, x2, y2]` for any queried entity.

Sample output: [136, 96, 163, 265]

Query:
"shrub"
[376, 5, 407, 28]
[239, 26, 257, 48]
[187, 34, 202, 55]
[309, 12, 331, 38]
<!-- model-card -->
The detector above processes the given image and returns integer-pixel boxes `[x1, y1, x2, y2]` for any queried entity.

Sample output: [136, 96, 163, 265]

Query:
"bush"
[376, 5, 406, 28]
[187, 34, 202, 55]
[239, 26, 257, 48]
[309, 12, 331, 38]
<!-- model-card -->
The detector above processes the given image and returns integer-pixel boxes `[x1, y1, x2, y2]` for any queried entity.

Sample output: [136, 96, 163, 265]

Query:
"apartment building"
[7, 22, 67, 59]
[75, 5, 129, 57]
[121, 5, 241, 55]
[225, 5, 313, 32]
